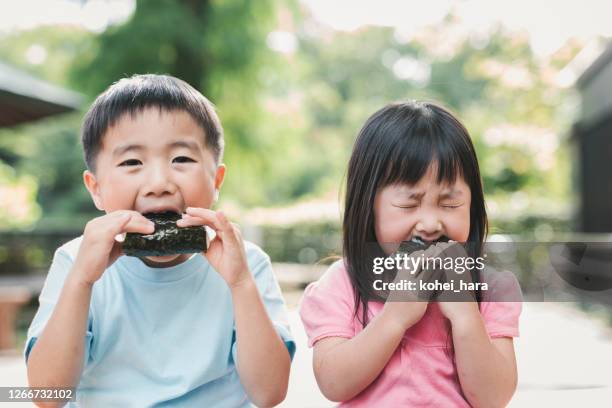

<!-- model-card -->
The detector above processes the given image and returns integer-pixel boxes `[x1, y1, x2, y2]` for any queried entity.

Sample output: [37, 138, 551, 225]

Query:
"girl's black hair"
[342, 100, 488, 326]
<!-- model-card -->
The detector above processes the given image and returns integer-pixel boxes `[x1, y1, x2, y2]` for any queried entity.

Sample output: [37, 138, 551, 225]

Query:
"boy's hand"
[177, 207, 251, 288]
[74, 211, 155, 286]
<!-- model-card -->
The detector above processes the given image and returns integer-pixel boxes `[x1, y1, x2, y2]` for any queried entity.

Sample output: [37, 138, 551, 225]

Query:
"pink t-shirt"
[299, 260, 522, 407]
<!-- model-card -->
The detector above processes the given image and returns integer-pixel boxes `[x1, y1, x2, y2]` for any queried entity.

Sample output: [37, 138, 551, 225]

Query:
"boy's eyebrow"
[168, 140, 200, 152]
[112, 144, 144, 157]
[112, 141, 201, 157]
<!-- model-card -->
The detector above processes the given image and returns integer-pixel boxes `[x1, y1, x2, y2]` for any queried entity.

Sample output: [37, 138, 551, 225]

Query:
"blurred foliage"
[0, 2, 583, 234]
[68, 0, 283, 206]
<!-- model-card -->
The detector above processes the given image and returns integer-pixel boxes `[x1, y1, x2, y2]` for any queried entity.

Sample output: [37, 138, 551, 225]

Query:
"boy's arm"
[231, 277, 291, 407]
[178, 208, 291, 407]
[27, 270, 93, 395]
[27, 212, 155, 407]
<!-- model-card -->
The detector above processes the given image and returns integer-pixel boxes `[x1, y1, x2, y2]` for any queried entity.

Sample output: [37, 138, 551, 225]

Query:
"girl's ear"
[83, 170, 104, 211]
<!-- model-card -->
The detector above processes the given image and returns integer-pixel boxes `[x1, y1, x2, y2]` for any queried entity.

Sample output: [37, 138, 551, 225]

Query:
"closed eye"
[392, 204, 418, 209]
[173, 156, 196, 163]
[442, 204, 462, 208]
[119, 159, 142, 167]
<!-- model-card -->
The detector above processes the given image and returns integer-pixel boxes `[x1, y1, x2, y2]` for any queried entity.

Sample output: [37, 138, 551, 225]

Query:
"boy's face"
[84, 107, 225, 267]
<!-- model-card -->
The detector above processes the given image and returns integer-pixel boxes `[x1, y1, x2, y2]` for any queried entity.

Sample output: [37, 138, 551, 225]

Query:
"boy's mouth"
[139, 206, 183, 217]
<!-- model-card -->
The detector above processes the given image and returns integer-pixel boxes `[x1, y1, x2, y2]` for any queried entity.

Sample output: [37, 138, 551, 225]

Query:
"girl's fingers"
[424, 244, 443, 259]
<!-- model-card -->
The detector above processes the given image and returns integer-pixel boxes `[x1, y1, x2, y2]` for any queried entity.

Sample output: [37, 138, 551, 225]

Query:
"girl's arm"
[450, 306, 518, 408]
[312, 302, 424, 402]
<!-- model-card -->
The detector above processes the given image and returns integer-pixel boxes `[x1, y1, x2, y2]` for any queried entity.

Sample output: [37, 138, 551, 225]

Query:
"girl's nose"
[415, 215, 443, 236]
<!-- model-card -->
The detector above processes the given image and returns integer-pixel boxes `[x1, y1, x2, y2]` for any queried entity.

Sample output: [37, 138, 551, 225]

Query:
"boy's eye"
[119, 159, 142, 167]
[173, 156, 196, 163]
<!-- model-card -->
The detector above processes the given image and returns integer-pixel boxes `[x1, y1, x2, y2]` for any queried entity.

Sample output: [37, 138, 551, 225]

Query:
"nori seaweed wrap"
[123, 212, 207, 257]
[398, 235, 450, 254]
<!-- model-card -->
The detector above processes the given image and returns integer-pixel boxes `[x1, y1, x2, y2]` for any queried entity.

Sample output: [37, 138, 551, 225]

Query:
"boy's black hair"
[343, 100, 488, 326]
[81, 74, 224, 172]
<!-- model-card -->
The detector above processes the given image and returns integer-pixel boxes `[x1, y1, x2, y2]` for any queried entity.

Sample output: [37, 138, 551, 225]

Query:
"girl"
[299, 101, 521, 407]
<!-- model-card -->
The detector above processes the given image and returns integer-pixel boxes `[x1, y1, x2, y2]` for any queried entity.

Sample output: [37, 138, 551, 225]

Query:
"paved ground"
[2, 302, 612, 407]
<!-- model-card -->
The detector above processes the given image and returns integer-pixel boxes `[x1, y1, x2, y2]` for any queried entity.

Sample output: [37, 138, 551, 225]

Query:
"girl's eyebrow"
[395, 188, 463, 199]
[396, 191, 424, 199]
[440, 189, 463, 199]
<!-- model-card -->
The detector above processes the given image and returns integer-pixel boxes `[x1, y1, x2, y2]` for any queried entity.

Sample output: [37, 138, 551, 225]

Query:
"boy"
[25, 74, 294, 407]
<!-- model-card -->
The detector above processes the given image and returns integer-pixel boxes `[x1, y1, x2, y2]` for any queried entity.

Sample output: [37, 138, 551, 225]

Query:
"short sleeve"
[480, 270, 523, 338]
[298, 260, 356, 347]
[231, 243, 296, 364]
[24, 246, 94, 362]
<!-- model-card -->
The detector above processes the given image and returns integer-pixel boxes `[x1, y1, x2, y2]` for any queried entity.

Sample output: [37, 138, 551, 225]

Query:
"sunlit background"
[2, 0, 611, 233]
[1, 1, 612, 406]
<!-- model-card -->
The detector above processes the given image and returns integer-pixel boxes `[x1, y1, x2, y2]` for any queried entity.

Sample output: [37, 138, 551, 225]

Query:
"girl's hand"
[433, 241, 481, 323]
[382, 244, 445, 331]
[177, 207, 252, 289]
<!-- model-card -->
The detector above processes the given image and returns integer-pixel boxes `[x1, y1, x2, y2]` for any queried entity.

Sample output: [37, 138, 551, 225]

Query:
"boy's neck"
[139, 253, 191, 268]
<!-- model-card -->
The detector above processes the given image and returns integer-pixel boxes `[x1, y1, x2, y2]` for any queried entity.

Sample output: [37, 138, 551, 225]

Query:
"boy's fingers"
[176, 214, 202, 227]
[185, 207, 216, 218]
[177, 213, 222, 231]
[216, 211, 239, 235]
[105, 213, 132, 236]
[123, 220, 156, 235]
[184, 207, 223, 230]
[183, 209, 236, 237]
[110, 210, 153, 227]
[115, 212, 155, 235]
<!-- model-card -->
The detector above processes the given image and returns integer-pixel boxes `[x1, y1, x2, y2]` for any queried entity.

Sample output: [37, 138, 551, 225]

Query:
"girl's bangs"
[380, 131, 464, 189]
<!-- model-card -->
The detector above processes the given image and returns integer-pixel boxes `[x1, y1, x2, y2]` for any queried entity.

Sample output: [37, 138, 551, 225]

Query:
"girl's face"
[373, 164, 471, 254]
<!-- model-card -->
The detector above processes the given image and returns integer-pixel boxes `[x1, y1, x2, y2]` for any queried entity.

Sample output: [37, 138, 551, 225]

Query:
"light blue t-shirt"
[25, 236, 295, 407]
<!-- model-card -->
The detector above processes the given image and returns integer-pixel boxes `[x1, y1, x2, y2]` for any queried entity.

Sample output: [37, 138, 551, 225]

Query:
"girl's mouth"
[412, 235, 450, 246]
[399, 235, 450, 253]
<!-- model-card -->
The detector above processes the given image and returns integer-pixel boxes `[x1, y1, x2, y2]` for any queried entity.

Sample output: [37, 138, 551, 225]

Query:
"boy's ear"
[214, 164, 226, 191]
[83, 170, 104, 211]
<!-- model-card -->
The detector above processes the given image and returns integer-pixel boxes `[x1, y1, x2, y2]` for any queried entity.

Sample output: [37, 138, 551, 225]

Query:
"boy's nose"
[144, 166, 177, 196]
